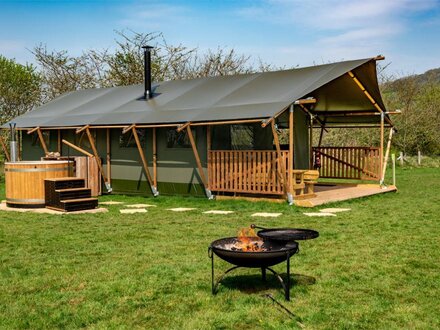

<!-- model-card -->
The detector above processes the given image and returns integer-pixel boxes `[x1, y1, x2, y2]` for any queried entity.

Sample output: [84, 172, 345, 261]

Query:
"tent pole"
[85, 127, 112, 193]
[380, 112, 384, 183]
[153, 127, 157, 188]
[309, 114, 314, 169]
[27, 127, 49, 155]
[186, 126, 213, 199]
[62, 139, 94, 157]
[271, 121, 289, 201]
[347, 71, 392, 126]
[207, 125, 211, 191]
[131, 126, 158, 196]
[380, 127, 394, 186]
[288, 105, 294, 204]
[318, 122, 326, 147]
[0, 135, 10, 161]
[106, 128, 111, 185]
[57, 129, 61, 154]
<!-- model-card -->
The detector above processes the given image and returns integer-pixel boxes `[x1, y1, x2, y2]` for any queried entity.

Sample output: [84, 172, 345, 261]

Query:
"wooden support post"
[106, 128, 111, 185]
[36, 128, 49, 155]
[85, 127, 111, 193]
[186, 126, 213, 199]
[132, 126, 158, 196]
[348, 71, 392, 127]
[309, 114, 313, 169]
[177, 122, 191, 133]
[0, 135, 10, 161]
[62, 139, 94, 157]
[122, 124, 135, 135]
[57, 129, 61, 154]
[318, 123, 325, 147]
[28, 127, 49, 155]
[271, 121, 288, 198]
[380, 112, 384, 181]
[288, 105, 294, 204]
[380, 128, 394, 185]
[153, 127, 157, 187]
[391, 153, 396, 186]
[207, 126, 211, 190]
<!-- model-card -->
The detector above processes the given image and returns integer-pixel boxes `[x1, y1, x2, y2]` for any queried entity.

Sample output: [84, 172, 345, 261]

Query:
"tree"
[0, 55, 41, 124]
[32, 30, 273, 101]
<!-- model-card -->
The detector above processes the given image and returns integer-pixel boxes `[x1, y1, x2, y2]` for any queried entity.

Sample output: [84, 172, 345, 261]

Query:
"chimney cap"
[142, 45, 154, 50]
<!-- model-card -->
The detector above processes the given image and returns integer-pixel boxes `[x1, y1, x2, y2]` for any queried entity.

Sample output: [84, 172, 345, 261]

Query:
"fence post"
[399, 152, 404, 166]
[391, 153, 396, 186]
[417, 150, 421, 166]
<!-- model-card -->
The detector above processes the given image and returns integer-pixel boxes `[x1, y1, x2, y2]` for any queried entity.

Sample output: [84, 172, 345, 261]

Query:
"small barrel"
[5, 161, 73, 208]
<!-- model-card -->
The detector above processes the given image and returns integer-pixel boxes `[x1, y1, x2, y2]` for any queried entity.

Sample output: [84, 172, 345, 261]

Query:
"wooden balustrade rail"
[313, 146, 380, 180]
[208, 150, 289, 195]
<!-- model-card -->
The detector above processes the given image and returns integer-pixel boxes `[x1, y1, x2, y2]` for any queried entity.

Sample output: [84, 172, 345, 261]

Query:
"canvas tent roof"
[5, 57, 390, 129]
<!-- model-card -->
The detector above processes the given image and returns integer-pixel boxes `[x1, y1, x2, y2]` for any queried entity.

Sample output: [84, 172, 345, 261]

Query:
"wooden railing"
[313, 147, 380, 180]
[208, 150, 289, 195]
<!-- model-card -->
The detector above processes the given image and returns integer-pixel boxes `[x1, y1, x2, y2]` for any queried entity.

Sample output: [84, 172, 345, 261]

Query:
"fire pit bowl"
[210, 237, 298, 268]
[209, 237, 299, 300]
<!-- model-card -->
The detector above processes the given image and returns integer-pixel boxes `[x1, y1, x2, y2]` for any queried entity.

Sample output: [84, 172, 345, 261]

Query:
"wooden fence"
[208, 150, 289, 195]
[313, 147, 380, 180]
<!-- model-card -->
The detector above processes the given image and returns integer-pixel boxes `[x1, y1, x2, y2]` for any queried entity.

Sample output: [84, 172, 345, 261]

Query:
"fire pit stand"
[208, 243, 296, 301]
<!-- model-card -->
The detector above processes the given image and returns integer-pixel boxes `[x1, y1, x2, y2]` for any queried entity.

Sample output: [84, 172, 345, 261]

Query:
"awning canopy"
[4, 57, 390, 129]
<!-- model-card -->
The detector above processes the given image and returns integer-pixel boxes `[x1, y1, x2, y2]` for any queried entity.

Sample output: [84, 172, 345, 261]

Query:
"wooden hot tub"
[5, 161, 73, 208]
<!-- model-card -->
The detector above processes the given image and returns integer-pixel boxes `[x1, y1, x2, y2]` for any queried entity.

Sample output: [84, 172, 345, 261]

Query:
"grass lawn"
[0, 167, 439, 329]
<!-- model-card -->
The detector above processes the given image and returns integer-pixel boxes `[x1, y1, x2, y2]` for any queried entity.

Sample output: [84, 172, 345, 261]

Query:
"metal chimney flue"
[142, 45, 154, 100]
[9, 122, 18, 162]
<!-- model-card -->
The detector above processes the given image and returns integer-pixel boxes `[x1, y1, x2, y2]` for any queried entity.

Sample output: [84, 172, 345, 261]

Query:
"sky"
[0, 0, 439, 76]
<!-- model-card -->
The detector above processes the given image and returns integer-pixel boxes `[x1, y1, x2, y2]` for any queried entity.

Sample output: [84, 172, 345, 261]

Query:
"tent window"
[31, 131, 50, 147]
[231, 125, 254, 150]
[166, 129, 192, 148]
[119, 129, 146, 148]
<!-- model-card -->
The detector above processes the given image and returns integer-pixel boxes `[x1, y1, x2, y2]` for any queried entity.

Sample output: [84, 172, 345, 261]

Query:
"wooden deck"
[294, 184, 397, 207]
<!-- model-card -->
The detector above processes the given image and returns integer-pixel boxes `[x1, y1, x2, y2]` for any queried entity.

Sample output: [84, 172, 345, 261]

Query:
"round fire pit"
[210, 237, 298, 268]
[209, 237, 299, 300]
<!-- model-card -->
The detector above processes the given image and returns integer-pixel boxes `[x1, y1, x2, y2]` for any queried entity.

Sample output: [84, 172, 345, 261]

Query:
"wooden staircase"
[44, 177, 98, 212]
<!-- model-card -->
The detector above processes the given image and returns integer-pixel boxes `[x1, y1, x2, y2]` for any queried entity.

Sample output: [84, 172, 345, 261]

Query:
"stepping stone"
[120, 209, 147, 214]
[126, 204, 157, 208]
[251, 212, 282, 218]
[100, 201, 124, 205]
[303, 212, 336, 217]
[203, 210, 234, 215]
[167, 208, 196, 212]
[320, 208, 351, 213]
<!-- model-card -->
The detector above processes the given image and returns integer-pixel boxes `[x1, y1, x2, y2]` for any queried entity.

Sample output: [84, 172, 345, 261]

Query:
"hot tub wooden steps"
[59, 198, 98, 212]
[44, 177, 98, 212]
[55, 188, 92, 201]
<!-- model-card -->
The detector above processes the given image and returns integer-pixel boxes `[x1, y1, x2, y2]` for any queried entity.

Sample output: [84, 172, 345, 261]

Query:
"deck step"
[58, 198, 98, 212]
[56, 188, 91, 201]
[44, 177, 97, 212]
[45, 177, 86, 191]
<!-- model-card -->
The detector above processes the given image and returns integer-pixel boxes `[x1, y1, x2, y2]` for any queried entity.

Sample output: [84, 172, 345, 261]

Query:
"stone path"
[126, 204, 157, 208]
[251, 212, 282, 218]
[203, 210, 234, 215]
[167, 207, 197, 212]
[320, 208, 351, 213]
[303, 212, 337, 217]
[100, 201, 124, 205]
[120, 209, 147, 214]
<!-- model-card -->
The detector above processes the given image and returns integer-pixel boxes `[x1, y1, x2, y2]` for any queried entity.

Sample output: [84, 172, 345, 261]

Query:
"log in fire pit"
[208, 225, 319, 301]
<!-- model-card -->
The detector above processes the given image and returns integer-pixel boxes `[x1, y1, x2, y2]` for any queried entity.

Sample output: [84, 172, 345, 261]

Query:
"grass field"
[0, 167, 439, 329]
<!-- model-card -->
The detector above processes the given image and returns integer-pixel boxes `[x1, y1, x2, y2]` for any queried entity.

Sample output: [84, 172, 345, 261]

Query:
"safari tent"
[1, 54, 395, 204]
